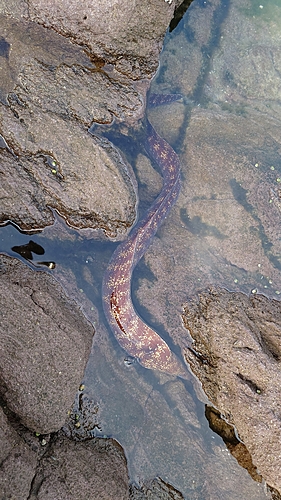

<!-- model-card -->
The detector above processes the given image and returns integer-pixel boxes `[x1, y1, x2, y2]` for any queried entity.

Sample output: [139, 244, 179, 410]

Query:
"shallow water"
[1, 0, 281, 497]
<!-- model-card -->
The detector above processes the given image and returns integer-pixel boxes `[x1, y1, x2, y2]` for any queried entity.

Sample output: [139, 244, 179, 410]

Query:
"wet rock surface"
[27, 0, 175, 80]
[0, 254, 131, 499]
[0, 406, 38, 499]
[0, 14, 139, 236]
[0, 0, 175, 235]
[205, 405, 262, 484]
[30, 434, 129, 500]
[182, 288, 281, 493]
[0, 405, 130, 500]
[0, 254, 94, 433]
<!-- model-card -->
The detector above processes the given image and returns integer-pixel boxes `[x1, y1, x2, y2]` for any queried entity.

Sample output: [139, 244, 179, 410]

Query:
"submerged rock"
[130, 477, 184, 499]
[137, 0, 281, 490]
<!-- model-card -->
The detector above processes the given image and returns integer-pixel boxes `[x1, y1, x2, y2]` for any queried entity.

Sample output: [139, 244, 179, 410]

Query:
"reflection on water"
[1, 0, 281, 497]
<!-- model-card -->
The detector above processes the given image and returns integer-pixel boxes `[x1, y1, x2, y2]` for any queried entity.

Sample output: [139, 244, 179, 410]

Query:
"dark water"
[1, 0, 281, 497]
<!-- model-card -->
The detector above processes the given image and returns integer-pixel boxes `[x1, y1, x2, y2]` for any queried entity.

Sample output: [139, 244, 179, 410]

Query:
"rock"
[0, 405, 129, 500]
[182, 287, 281, 493]
[26, 0, 175, 79]
[0, 14, 138, 236]
[0, 0, 176, 234]
[29, 434, 129, 500]
[0, 406, 38, 499]
[0, 255, 94, 434]
[203, 0, 281, 118]
[82, 316, 268, 499]
[130, 477, 184, 499]
[150, 0, 221, 96]
[0, 120, 138, 236]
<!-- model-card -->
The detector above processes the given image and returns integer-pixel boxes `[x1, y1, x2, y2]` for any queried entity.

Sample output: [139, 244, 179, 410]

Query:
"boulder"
[183, 288, 281, 493]
[0, 255, 94, 434]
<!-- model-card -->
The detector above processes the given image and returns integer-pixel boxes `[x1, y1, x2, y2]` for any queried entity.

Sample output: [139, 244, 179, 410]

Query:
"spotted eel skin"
[102, 117, 186, 377]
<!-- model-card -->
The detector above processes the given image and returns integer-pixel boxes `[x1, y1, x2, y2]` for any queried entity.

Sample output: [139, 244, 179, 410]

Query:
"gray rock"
[0, 14, 138, 236]
[0, 407, 38, 499]
[30, 434, 129, 500]
[0, 0, 176, 235]
[27, 0, 175, 79]
[183, 288, 281, 493]
[0, 255, 94, 434]
[0, 407, 129, 500]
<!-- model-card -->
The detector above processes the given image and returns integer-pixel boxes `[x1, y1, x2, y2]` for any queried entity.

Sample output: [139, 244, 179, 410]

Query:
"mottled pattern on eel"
[102, 118, 186, 377]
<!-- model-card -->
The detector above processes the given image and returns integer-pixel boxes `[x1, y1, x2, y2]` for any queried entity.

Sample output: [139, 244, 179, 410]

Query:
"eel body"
[102, 119, 186, 377]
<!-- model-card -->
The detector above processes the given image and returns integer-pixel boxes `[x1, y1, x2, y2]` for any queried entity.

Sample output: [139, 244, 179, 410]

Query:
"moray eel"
[102, 117, 186, 377]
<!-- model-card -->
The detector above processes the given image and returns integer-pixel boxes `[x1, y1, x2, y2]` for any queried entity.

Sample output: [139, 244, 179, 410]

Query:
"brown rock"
[0, 122, 138, 236]
[0, 255, 94, 433]
[182, 287, 281, 492]
[130, 477, 184, 499]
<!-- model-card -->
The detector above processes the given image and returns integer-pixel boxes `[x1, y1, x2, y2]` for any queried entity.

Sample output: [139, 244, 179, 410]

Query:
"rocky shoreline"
[1, 0, 281, 498]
